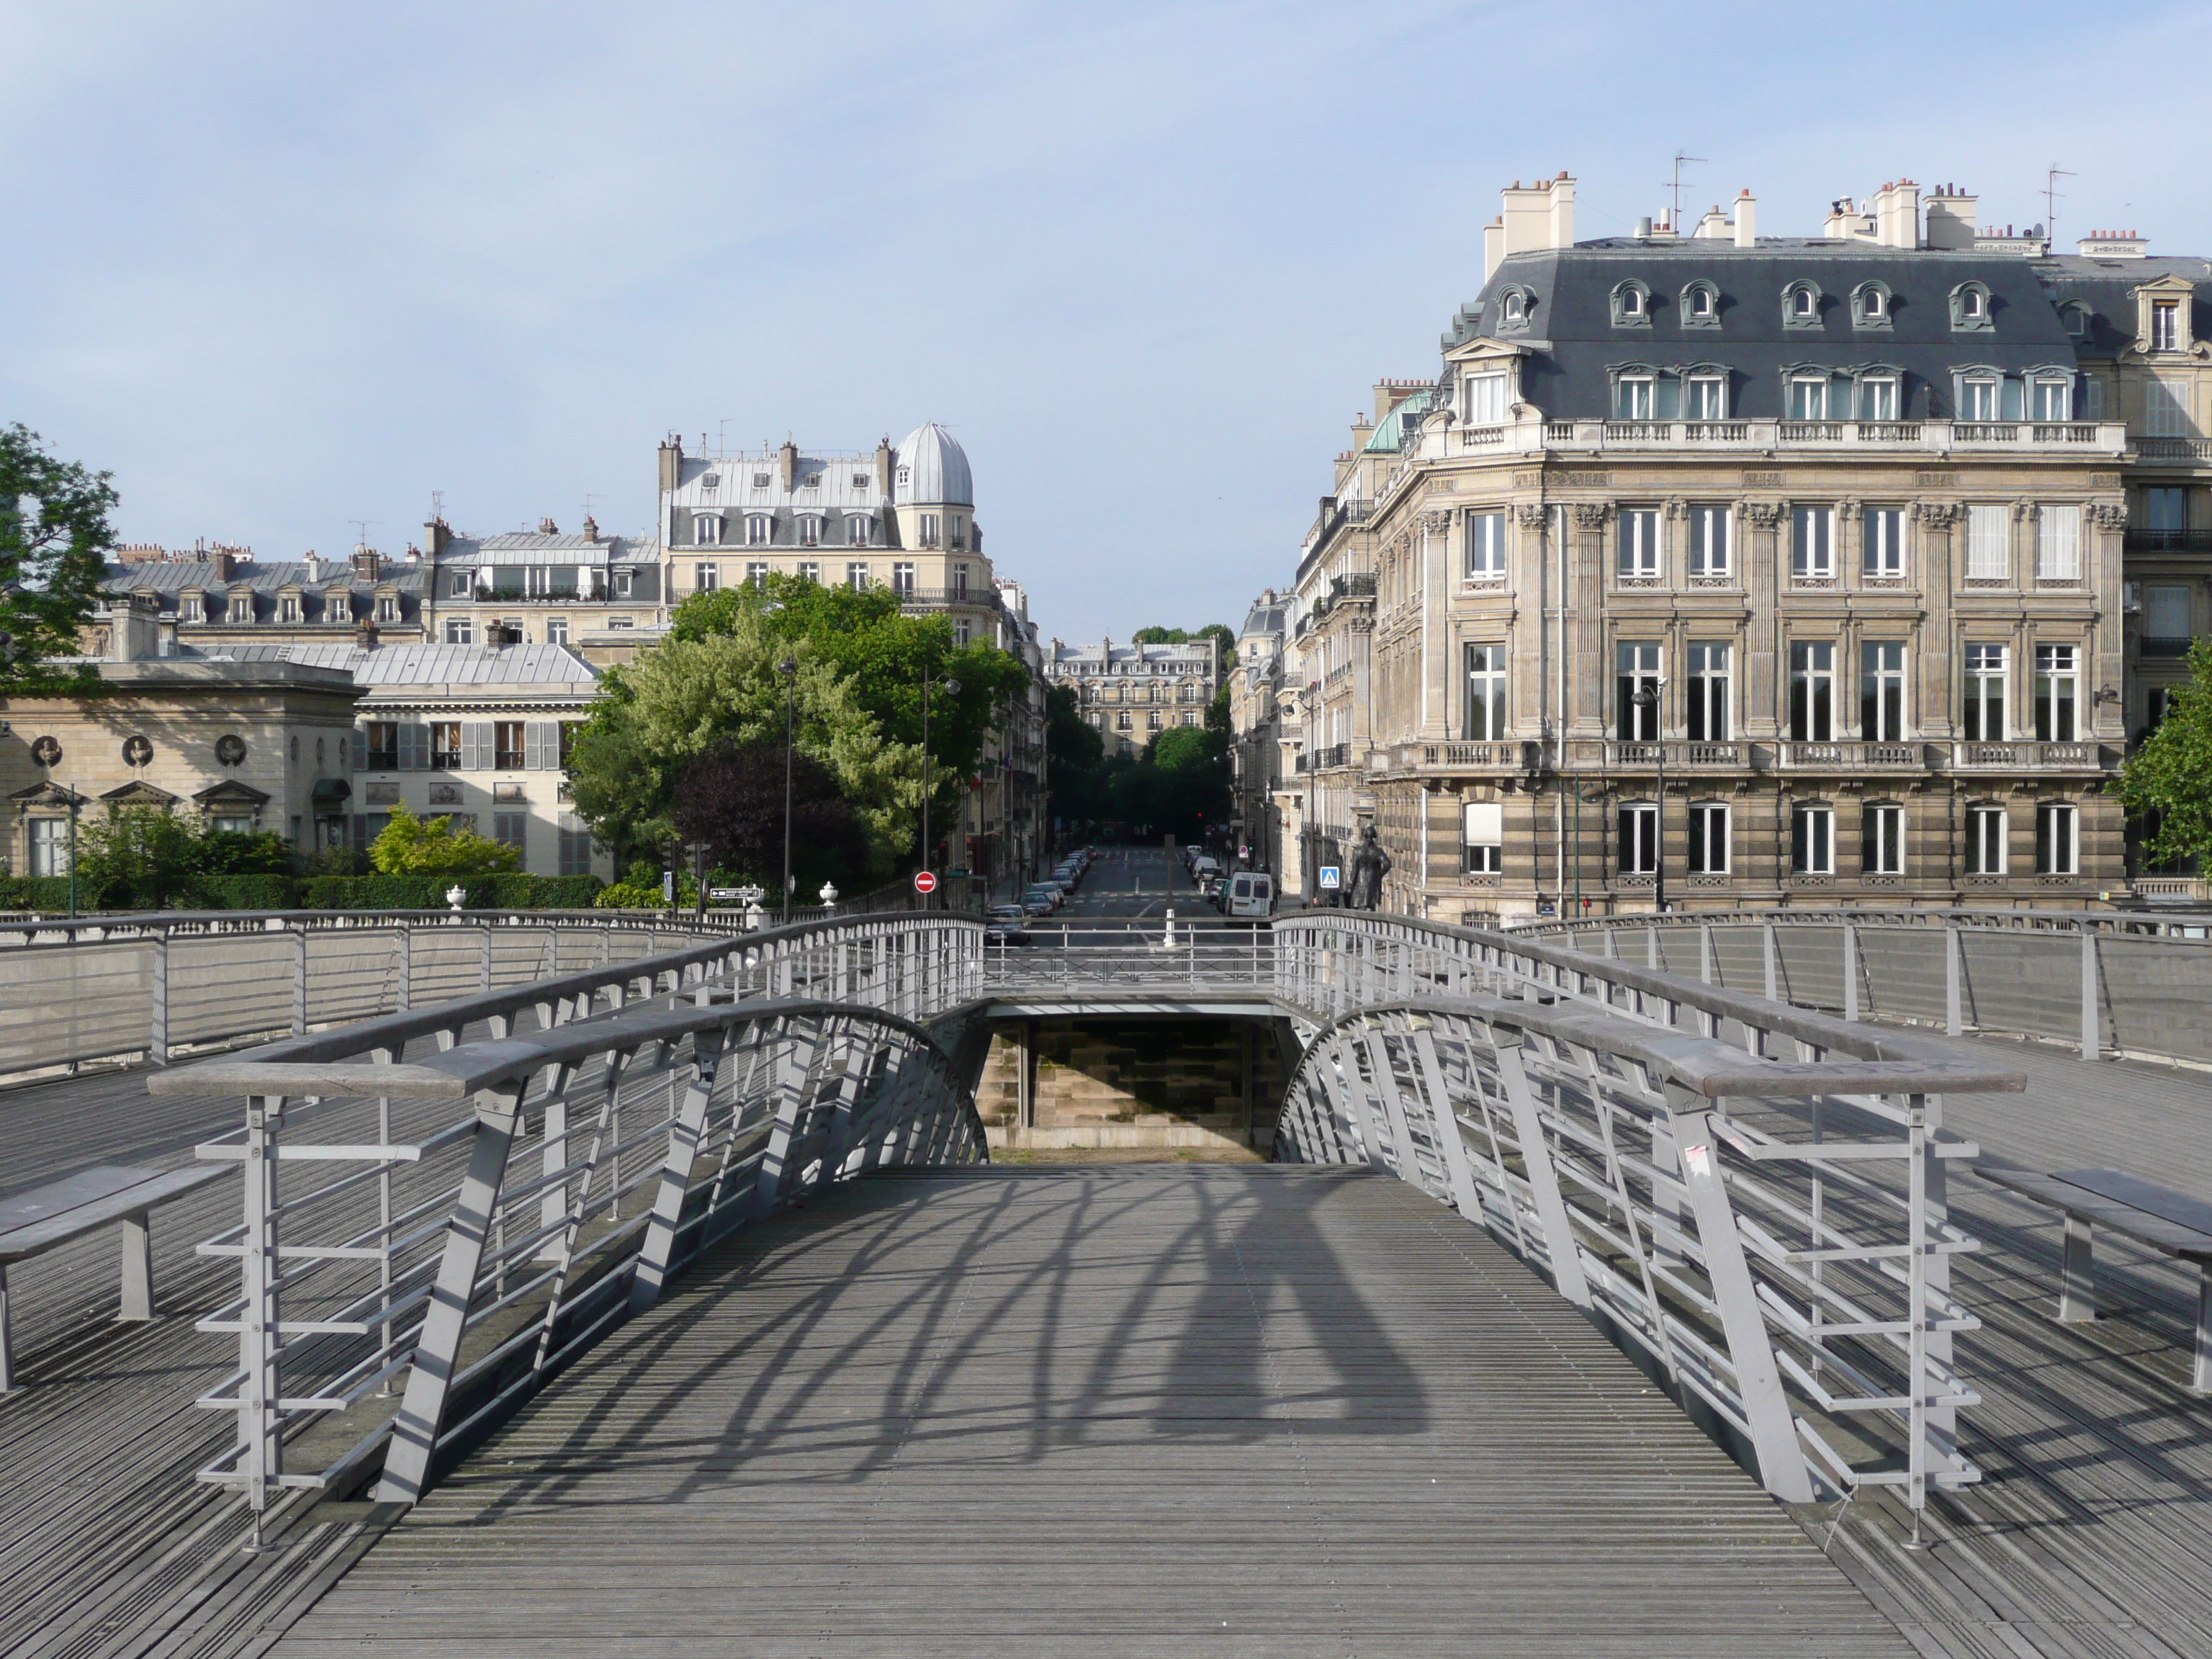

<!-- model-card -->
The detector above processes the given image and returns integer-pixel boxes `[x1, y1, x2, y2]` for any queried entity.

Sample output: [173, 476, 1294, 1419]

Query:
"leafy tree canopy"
[73, 806, 292, 909]
[2116, 640, 2212, 869]
[0, 425, 117, 693]
[671, 738, 868, 895]
[369, 803, 521, 878]
[567, 601, 922, 878]
[1130, 621, 1236, 675]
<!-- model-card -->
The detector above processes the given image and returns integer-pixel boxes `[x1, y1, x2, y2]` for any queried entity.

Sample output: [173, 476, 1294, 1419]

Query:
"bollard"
[1164, 908, 1177, 948]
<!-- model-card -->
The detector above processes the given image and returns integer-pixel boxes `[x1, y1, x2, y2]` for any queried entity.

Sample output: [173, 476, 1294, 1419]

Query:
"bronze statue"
[1344, 824, 1392, 910]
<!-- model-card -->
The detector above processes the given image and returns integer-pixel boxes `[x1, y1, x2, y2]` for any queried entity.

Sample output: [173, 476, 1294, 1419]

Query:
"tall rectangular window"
[1959, 379, 2000, 421]
[848, 515, 871, 546]
[1686, 643, 1731, 742]
[1465, 644, 1507, 740]
[366, 722, 399, 770]
[1689, 505, 1730, 576]
[493, 813, 528, 866]
[919, 513, 940, 546]
[1863, 507, 1905, 577]
[2031, 378, 2072, 421]
[1617, 643, 1662, 738]
[1686, 376, 1725, 420]
[2038, 504, 2082, 580]
[1616, 377, 1655, 419]
[28, 818, 68, 878]
[430, 721, 462, 770]
[1861, 642, 1906, 741]
[1617, 509, 1660, 577]
[1619, 804, 1659, 874]
[1467, 511, 1506, 578]
[745, 562, 769, 589]
[1463, 801, 1503, 873]
[444, 617, 472, 644]
[2034, 644, 2079, 741]
[1791, 506, 1833, 577]
[2144, 487, 2188, 544]
[1963, 645, 2008, 740]
[1791, 804, 1835, 874]
[1788, 377, 1830, 420]
[2146, 583, 2194, 654]
[2153, 300, 2180, 352]
[847, 562, 870, 590]
[2145, 379, 2188, 437]
[1789, 642, 1835, 741]
[2036, 803, 2079, 874]
[1687, 802, 1729, 873]
[1862, 804, 1904, 874]
[1967, 806, 2008, 874]
[494, 721, 526, 770]
[1465, 373, 1507, 424]
[694, 562, 720, 591]
[797, 517, 820, 547]
[1964, 504, 2008, 578]
[797, 561, 820, 584]
[1859, 377, 1899, 420]
[892, 562, 917, 596]
[745, 515, 772, 545]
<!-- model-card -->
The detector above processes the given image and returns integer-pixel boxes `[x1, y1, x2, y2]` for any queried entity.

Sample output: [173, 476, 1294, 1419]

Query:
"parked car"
[985, 905, 1033, 945]
[1018, 889, 1056, 917]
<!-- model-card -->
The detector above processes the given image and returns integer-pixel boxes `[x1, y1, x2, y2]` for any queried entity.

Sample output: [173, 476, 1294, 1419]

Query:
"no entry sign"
[913, 870, 938, 894]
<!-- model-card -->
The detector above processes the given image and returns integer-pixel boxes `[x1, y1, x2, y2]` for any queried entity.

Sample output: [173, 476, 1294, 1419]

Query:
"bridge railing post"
[2080, 926, 2100, 1061]
[1945, 921, 1963, 1036]
[1843, 922, 1859, 1022]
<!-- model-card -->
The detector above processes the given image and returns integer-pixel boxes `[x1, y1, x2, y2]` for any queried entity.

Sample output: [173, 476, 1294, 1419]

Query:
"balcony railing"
[2137, 437, 2212, 461]
[2125, 529, 2212, 553]
[1777, 740, 1925, 769]
[1310, 743, 1350, 771]
[1372, 735, 2113, 776]
[1474, 417, 2127, 459]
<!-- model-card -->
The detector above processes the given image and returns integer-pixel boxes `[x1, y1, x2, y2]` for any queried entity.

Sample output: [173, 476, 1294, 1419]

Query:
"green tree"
[1045, 681, 1105, 829]
[369, 804, 521, 877]
[2116, 640, 2212, 868]
[1132, 621, 1236, 676]
[0, 426, 118, 691]
[72, 806, 292, 909]
[566, 603, 922, 880]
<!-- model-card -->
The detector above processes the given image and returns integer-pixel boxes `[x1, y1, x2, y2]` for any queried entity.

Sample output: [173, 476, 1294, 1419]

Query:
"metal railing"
[982, 921, 1276, 994]
[0, 909, 756, 1079]
[1504, 907, 2212, 1066]
[1267, 910, 2026, 1514]
[161, 911, 986, 1530]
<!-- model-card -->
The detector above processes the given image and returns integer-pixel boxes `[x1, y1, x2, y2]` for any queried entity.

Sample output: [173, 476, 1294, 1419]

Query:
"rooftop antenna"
[347, 518, 379, 550]
[1668, 150, 1707, 227]
[429, 490, 446, 522]
[716, 418, 736, 454]
[2045, 163, 2074, 247]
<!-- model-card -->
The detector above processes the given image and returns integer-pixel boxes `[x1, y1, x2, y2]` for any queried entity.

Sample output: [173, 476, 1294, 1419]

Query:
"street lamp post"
[920, 669, 960, 911]
[778, 657, 798, 925]
[1630, 679, 1669, 913]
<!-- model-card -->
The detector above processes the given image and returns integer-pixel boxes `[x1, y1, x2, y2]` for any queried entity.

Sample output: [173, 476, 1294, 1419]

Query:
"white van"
[1224, 871, 1274, 918]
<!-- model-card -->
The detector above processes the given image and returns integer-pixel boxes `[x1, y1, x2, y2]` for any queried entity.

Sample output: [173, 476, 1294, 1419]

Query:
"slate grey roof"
[102, 557, 424, 625]
[441, 532, 659, 568]
[2036, 255, 2212, 358]
[1047, 641, 1215, 673]
[1240, 595, 1289, 639]
[201, 642, 599, 686]
[1447, 242, 2084, 421]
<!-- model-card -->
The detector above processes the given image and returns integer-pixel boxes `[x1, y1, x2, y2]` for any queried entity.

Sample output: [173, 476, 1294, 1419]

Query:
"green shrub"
[199, 874, 299, 911]
[0, 876, 77, 912]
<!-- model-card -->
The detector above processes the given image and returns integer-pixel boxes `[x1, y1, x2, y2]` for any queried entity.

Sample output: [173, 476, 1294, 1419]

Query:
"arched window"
[1851, 281, 1892, 328]
[1495, 285, 1537, 332]
[1610, 280, 1653, 328]
[1783, 281, 1822, 328]
[1680, 281, 1719, 328]
[1951, 282, 1993, 331]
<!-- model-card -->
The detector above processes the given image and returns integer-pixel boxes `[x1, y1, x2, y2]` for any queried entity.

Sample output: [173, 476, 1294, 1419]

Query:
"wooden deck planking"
[272, 1166, 1912, 1658]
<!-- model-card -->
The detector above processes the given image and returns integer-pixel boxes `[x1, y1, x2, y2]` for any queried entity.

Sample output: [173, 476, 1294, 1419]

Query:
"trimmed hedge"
[201, 873, 300, 910]
[0, 876, 81, 912]
[298, 873, 604, 912]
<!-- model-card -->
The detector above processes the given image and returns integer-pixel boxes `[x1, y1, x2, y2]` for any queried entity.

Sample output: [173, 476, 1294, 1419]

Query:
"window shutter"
[2146, 379, 2188, 439]
[397, 724, 421, 770]
[525, 721, 551, 770]
[352, 813, 368, 854]
[2039, 505, 2081, 580]
[462, 722, 491, 770]
[1965, 505, 2007, 578]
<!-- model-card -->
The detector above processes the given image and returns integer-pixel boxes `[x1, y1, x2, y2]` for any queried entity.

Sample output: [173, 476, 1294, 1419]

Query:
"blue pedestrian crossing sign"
[1318, 865, 1341, 890]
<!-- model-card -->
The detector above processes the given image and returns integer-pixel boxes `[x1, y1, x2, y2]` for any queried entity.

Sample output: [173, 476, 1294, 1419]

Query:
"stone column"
[2090, 500, 2128, 742]
[1516, 505, 1552, 747]
[1914, 503, 1960, 739]
[1740, 500, 1784, 738]
[1569, 503, 1610, 736]
[1421, 511, 1452, 738]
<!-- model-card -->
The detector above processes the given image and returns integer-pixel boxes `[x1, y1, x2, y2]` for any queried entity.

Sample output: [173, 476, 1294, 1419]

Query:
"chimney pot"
[538, 518, 558, 535]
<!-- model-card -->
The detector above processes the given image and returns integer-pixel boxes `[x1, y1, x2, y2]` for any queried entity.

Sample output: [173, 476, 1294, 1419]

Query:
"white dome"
[892, 422, 973, 507]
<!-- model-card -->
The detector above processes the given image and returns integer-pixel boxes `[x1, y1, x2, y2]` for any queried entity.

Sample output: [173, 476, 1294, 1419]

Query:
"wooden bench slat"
[0, 1165, 230, 1261]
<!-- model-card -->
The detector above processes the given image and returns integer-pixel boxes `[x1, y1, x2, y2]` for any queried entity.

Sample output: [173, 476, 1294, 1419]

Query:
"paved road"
[1019, 844, 1256, 936]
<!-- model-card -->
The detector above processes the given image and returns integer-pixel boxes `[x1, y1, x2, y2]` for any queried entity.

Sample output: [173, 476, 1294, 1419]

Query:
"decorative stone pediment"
[99, 781, 179, 808]
[9, 782, 86, 810]
[192, 779, 271, 809]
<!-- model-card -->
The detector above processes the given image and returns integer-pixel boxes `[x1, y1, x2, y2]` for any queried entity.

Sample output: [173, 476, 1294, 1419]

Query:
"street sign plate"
[1318, 866, 1341, 889]
[913, 870, 938, 894]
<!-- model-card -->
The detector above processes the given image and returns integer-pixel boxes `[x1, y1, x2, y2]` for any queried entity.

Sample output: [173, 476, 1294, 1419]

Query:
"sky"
[7, 0, 2211, 642]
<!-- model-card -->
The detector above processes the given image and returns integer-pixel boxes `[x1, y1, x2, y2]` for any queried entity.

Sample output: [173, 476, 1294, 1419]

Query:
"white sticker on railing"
[1683, 1142, 1712, 1179]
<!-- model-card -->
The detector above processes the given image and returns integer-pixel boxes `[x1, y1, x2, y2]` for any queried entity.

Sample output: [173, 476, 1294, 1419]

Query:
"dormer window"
[1495, 285, 1535, 332]
[228, 592, 253, 624]
[377, 593, 397, 622]
[2064, 302, 2091, 338]
[2031, 374, 2073, 421]
[180, 593, 203, 623]
[1951, 282, 1993, 331]
[1464, 371, 1509, 424]
[745, 514, 773, 545]
[1610, 280, 1652, 328]
[2153, 299, 2181, 351]
[1852, 282, 1892, 328]
[1614, 372, 1656, 420]
[693, 513, 723, 547]
[848, 514, 871, 546]
[751, 472, 770, 488]
[1681, 282, 1719, 327]
[700, 473, 720, 491]
[278, 594, 300, 623]
[1783, 282, 1822, 327]
[797, 516, 822, 547]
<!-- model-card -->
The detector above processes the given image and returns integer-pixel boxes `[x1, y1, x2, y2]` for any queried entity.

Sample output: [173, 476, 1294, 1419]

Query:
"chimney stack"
[351, 547, 380, 581]
[658, 431, 684, 495]
[212, 549, 238, 583]
[582, 514, 599, 541]
[778, 437, 799, 491]
[1732, 189, 1756, 248]
[538, 518, 559, 535]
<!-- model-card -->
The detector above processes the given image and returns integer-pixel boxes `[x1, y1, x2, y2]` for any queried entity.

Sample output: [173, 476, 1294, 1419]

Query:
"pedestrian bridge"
[6, 902, 2212, 1655]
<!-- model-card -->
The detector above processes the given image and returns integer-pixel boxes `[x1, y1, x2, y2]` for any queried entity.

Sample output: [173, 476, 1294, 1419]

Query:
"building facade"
[419, 518, 666, 660]
[1276, 172, 2212, 922]
[1043, 637, 1219, 756]
[99, 545, 427, 648]
[1228, 591, 1291, 878]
